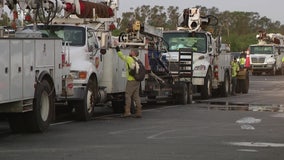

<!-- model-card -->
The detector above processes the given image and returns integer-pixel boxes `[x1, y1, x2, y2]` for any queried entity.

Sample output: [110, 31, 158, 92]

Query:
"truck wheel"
[179, 83, 188, 105]
[187, 84, 193, 104]
[201, 71, 212, 99]
[221, 72, 230, 97]
[75, 78, 98, 121]
[8, 80, 54, 133]
[29, 80, 54, 132]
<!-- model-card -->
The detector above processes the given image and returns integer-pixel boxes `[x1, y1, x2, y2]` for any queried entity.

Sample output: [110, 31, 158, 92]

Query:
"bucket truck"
[249, 31, 284, 75]
[162, 7, 232, 99]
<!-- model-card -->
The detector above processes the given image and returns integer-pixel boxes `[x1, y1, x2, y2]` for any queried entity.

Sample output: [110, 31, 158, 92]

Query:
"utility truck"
[116, 7, 234, 105]
[116, 20, 194, 105]
[0, 0, 121, 131]
[162, 8, 232, 99]
[249, 31, 284, 75]
[0, 0, 74, 132]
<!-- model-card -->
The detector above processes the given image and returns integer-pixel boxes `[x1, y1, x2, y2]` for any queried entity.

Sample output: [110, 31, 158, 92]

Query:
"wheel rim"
[40, 91, 50, 121]
[86, 89, 94, 114]
[207, 79, 211, 96]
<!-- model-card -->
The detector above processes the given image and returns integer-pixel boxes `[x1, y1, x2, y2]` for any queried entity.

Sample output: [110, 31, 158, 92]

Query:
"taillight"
[62, 53, 66, 65]
[214, 65, 218, 79]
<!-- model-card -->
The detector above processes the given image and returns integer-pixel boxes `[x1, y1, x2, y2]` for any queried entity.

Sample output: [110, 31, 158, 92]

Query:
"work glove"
[115, 46, 120, 52]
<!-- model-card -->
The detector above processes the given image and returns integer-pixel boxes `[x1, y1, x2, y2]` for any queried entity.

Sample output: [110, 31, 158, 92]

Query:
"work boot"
[133, 106, 142, 118]
[121, 106, 131, 118]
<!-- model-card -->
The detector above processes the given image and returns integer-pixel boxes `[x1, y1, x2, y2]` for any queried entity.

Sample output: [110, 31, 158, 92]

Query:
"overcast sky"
[118, 0, 284, 24]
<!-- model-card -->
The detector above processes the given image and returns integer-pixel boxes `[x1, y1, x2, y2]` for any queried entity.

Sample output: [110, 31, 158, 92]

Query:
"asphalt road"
[0, 75, 284, 160]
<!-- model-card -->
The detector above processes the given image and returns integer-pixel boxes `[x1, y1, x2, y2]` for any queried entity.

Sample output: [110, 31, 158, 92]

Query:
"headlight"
[70, 71, 87, 79]
[266, 58, 275, 64]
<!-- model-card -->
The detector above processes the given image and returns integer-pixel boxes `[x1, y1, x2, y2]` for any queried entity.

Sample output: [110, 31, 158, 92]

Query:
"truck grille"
[251, 57, 265, 63]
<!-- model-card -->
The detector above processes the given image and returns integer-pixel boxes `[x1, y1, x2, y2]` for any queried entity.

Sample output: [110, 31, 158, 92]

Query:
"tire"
[179, 83, 188, 105]
[200, 70, 212, 99]
[220, 72, 230, 97]
[74, 78, 98, 121]
[187, 84, 193, 104]
[8, 80, 54, 133]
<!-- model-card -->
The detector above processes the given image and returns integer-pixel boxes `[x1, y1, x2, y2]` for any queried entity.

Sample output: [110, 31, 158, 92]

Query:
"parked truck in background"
[249, 31, 284, 75]
[162, 7, 232, 99]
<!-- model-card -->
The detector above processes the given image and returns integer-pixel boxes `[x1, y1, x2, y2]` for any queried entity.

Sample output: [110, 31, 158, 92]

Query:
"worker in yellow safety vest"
[231, 57, 240, 96]
[239, 51, 246, 68]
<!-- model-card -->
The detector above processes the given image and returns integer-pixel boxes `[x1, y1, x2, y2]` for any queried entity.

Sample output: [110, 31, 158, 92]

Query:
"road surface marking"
[227, 142, 284, 147]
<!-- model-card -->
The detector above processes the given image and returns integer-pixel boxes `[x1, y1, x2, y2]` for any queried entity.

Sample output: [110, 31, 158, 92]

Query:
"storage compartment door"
[23, 40, 35, 98]
[0, 40, 10, 102]
[10, 40, 23, 100]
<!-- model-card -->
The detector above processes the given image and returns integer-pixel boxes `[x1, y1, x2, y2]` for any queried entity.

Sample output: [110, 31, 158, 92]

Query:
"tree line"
[116, 5, 284, 51]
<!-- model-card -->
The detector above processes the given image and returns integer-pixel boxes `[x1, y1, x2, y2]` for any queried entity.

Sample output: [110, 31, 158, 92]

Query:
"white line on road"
[226, 142, 284, 147]
[147, 129, 176, 139]
[237, 149, 258, 152]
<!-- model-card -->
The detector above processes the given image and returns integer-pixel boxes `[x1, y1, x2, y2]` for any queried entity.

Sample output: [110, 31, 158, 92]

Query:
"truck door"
[87, 29, 103, 81]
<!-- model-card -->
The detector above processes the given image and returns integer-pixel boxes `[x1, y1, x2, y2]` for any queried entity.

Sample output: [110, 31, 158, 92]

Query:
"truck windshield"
[24, 25, 86, 46]
[163, 32, 207, 53]
[250, 46, 273, 54]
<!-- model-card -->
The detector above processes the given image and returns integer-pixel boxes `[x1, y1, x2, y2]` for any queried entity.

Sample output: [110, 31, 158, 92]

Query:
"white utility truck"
[162, 8, 232, 99]
[0, 24, 72, 133]
[22, 0, 123, 119]
[1, 0, 121, 132]
[249, 31, 284, 75]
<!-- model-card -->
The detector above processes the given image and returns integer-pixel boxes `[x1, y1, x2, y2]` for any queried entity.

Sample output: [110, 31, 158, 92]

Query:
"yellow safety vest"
[239, 57, 246, 66]
[231, 61, 240, 77]
[117, 51, 136, 81]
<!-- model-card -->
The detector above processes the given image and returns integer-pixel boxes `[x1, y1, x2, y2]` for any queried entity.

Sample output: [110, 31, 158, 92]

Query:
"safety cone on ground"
[245, 54, 250, 68]
[144, 53, 151, 71]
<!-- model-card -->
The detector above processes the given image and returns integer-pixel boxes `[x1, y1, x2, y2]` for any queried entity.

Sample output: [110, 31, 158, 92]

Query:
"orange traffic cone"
[144, 53, 151, 71]
[245, 54, 250, 68]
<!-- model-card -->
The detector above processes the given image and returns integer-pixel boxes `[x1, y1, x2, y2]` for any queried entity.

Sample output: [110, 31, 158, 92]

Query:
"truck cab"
[24, 23, 108, 120]
[250, 44, 284, 75]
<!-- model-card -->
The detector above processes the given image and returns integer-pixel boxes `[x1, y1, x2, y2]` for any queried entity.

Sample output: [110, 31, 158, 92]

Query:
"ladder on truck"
[178, 48, 193, 81]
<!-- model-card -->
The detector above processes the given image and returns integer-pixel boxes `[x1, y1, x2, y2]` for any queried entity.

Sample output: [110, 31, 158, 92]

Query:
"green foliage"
[0, 12, 10, 26]
[119, 5, 284, 52]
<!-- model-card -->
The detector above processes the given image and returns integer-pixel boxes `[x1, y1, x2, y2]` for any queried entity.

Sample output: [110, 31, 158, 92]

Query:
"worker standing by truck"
[231, 57, 240, 96]
[114, 41, 143, 118]
[239, 51, 246, 68]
